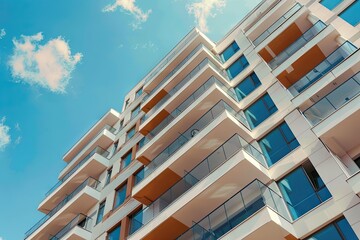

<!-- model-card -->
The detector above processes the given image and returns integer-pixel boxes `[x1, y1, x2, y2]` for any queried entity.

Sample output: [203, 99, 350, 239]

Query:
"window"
[124, 99, 130, 109]
[320, 0, 343, 10]
[126, 126, 136, 140]
[339, 1, 360, 26]
[135, 88, 143, 98]
[105, 168, 112, 186]
[244, 93, 277, 129]
[306, 217, 358, 240]
[227, 55, 249, 80]
[119, 120, 124, 129]
[107, 225, 121, 240]
[96, 201, 106, 224]
[138, 137, 145, 149]
[354, 156, 360, 168]
[259, 122, 299, 166]
[131, 104, 141, 119]
[121, 151, 132, 170]
[220, 41, 240, 62]
[114, 183, 127, 209]
[129, 210, 143, 235]
[111, 141, 119, 156]
[234, 72, 261, 100]
[278, 162, 331, 220]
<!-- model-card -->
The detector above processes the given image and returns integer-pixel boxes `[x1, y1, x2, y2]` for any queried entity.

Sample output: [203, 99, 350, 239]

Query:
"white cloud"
[187, 0, 226, 33]
[15, 123, 20, 131]
[15, 136, 22, 145]
[8, 33, 82, 93]
[102, 0, 152, 29]
[132, 41, 157, 51]
[0, 117, 11, 151]
[0, 28, 5, 39]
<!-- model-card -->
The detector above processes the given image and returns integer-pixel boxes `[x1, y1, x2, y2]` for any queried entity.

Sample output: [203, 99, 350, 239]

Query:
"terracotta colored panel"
[143, 217, 189, 240]
[259, 48, 274, 63]
[138, 156, 151, 165]
[268, 23, 303, 55]
[140, 109, 170, 135]
[142, 89, 168, 113]
[133, 168, 181, 204]
[276, 45, 325, 88]
[285, 234, 299, 240]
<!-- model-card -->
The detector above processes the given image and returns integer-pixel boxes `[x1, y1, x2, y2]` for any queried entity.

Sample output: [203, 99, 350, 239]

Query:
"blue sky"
[0, 0, 261, 239]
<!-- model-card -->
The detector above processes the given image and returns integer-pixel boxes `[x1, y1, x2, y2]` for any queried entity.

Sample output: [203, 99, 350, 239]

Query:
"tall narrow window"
[121, 151, 132, 170]
[259, 122, 299, 166]
[220, 41, 240, 62]
[126, 126, 136, 140]
[124, 99, 130, 109]
[129, 209, 143, 235]
[227, 55, 249, 80]
[234, 72, 261, 100]
[306, 217, 357, 240]
[278, 162, 331, 220]
[96, 201, 106, 224]
[135, 87, 143, 98]
[131, 104, 141, 119]
[114, 183, 127, 209]
[111, 141, 119, 156]
[244, 93, 277, 129]
[107, 225, 121, 240]
[105, 168, 112, 186]
[339, 1, 360, 26]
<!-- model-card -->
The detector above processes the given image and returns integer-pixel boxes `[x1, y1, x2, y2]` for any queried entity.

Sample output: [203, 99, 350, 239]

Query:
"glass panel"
[107, 225, 121, 240]
[114, 184, 127, 208]
[320, 0, 343, 10]
[244, 93, 277, 129]
[121, 151, 132, 170]
[336, 218, 359, 240]
[96, 201, 105, 224]
[307, 225, 342, 240]
[227, 55, 249, 80]
[339, 1, 360, 26]
[234, 72, 261, 100]
[220, 41, 240, 62]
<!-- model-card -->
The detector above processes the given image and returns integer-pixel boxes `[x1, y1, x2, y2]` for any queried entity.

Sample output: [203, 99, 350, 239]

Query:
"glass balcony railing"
[253, 3, 302, 46]
[176, 179, 291, 240]
[288, 41, 358, 96]
[45, 146, 109, 197]
[25, 177, 101, 239]
[129, 134, 266, 236]
[140, 76, 237, 148]
[49, 214, 93, 240]
[134, 100, 250, 186]
[142, 45, 223, 104]
[143, 30, 198, 84]
[303, 71, 360, 125]
[143, 57, 228, 121]
[268, 20, 327, 69]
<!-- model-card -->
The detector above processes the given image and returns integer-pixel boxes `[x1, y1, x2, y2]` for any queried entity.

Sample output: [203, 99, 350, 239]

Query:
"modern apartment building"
[25, 0, 360, 239]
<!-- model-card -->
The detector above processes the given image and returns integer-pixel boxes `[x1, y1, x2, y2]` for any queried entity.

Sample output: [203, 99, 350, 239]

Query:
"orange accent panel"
[285, 234, 299, 240]
[143, 217, 189, 240]
[120, 217, 130, 240]
[138, 156, 151, 165]
[259, 48, 274, 63]
[277, 45, 325, 88]
[133, 168, 182, 204]
[142, 89, 168, 113]
[268, 23, 303, 56]
[140, 109, 170, 135]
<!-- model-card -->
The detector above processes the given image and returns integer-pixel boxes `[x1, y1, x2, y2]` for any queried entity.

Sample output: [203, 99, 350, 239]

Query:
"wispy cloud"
[0, 28, 6, 39]
[187, 0, 226, 33]
[0, 117, 11, 151]
[8, 33, 82, 93]
[102, 0, 152, 30]
[132, 41, 158, 51]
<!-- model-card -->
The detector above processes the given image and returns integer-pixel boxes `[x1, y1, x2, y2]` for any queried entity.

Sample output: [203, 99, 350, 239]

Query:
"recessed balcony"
[39, 147, 109, 213]
[49, 214, 92, 240]
[25, 178, 100, 240]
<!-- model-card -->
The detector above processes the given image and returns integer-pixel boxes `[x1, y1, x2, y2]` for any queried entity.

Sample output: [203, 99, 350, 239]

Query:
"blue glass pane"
[278, 168, 321, 219]
[339, 1, 360, 26]
[244, 93, 277, 129]
[114, 185, 127, 208]
[320, 0, 343, 10]
[227, 55, 249, 80]
[336, 218, 359, 240]
[122, 151, 132, 169]
[307, 224, 342, 240]
[108, 225, 121, 240]
[234, 72, 261, 100]
[220, 41, 240, 62]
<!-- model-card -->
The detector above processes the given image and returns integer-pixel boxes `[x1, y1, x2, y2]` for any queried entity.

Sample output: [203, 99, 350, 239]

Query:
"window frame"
[113, 182, 128, 209]
[96, 201, 106, 224]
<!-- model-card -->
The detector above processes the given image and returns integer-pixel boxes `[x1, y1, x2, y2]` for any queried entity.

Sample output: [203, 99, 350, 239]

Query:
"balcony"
[176, 180, 293, 240]
[25, 178, 100, 240]
[141, 45, 223, 114]
[39, 147, 109, 213]
[63, 110, 118, 163]
[252, 3, 303, 47]
[288, 41, 358, 96]
[49, 214, 92, 240]
[140, 76, 237, 148]
[267, 20, 327, 69]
